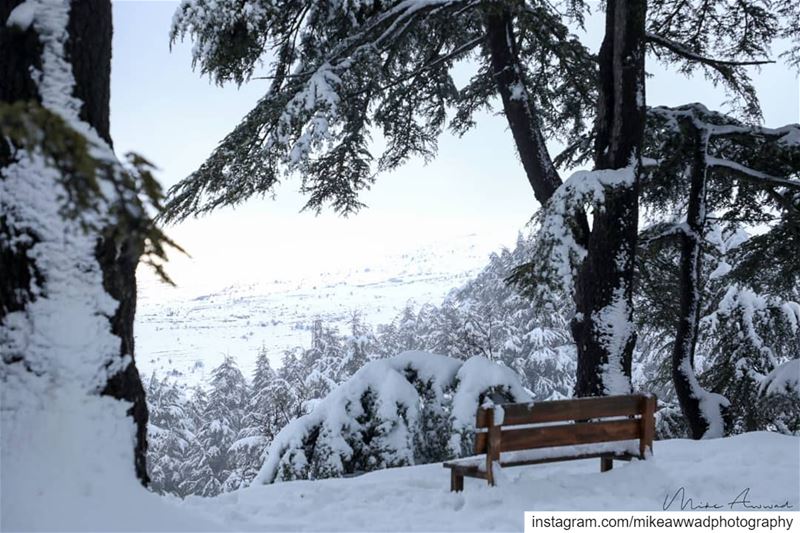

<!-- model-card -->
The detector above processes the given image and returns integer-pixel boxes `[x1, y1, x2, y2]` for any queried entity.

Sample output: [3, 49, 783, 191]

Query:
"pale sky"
[110, 1, 799, 292]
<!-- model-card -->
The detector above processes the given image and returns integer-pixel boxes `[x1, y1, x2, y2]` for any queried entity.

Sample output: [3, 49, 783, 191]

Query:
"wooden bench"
[443, 393, 656, 491]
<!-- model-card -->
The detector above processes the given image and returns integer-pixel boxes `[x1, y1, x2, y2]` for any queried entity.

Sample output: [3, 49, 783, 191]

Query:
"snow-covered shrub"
[254, 351, 531, 484]
[394, 351, 461, 463]
[700, 287, 800, 434]
[262, 359, 419, 483]
[449, 356, 532, 457]
[757, 359, 800, 435]
[654, 402, 689, 440]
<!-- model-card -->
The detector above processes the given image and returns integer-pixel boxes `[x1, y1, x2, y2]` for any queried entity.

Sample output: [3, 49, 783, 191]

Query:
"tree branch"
[639, 222, 690, 246]
[707, 156, 800, 191]
[352, 36, 483, 97]
[645, 32, 774, 68]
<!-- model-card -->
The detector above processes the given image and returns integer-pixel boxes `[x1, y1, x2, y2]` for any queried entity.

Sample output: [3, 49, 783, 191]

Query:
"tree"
[255, 352, 530, 484]
[161, 0, 617, 387]
[145, 373, 196, 496]
[232, 346, 280, 486]
[195, 356, 249, 493]
[162, 0, 799, 417]
[566, 0, 646, 396]
[1, 0, 173, 485]
[636, 104, 800, 437]
[513, 0, 797, 399]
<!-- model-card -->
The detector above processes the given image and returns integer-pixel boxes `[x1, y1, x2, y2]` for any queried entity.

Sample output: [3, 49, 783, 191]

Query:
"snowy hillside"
[135, 231, 510, 382]
[4, 432, 797, 531]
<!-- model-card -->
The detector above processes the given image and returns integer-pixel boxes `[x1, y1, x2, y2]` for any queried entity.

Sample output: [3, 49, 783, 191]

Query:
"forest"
[1, 0, 798, 530]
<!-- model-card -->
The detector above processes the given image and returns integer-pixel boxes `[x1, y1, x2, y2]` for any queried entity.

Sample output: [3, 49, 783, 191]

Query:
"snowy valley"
[135, 231, 509, 382]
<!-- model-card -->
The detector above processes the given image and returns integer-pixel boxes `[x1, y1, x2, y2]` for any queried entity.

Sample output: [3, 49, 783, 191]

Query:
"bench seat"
[444, 438, 640, 472]
[443, 394, 656, 491]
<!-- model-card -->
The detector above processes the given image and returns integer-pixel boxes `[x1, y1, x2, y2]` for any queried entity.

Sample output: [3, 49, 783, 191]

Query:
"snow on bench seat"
[443, 394, 656, 490]
[446, 439, 641, 473]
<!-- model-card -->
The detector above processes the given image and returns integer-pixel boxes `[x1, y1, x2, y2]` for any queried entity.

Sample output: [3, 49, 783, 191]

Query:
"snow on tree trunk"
[571, 0, 645, 397]
[671, 119, 729, 439]
[1, 0, 149, 503]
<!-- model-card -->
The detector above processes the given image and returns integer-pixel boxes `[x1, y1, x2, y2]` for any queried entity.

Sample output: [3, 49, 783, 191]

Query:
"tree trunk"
[571, 0, 646, 397]
[671, 121, 713, 439]
[483, 6, 590, 244]
[0, 2, 43, 320]
[0, 0, 149, 484]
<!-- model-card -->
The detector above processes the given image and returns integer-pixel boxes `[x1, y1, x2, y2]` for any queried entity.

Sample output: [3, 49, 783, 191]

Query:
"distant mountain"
[134, 232, 511, 383]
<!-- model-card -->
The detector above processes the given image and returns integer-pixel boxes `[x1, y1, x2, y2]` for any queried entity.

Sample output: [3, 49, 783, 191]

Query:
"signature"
[663, 487, 794, 511]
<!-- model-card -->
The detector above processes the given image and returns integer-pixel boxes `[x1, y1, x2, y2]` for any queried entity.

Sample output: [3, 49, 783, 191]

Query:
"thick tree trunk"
[672, 122, 712, 439]
[571, 0, 646, 397]
[0, 0, 149, 484]
[483, 6, 589, 244]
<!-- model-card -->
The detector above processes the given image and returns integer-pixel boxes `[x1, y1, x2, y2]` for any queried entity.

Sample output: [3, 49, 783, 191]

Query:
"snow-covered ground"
[194, 432, 800, 531]
[6, 432, 796, 531]
[135, 231, 510, 383]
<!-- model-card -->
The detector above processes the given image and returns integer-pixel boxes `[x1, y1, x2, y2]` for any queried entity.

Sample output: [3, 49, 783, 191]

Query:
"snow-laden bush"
[757, 359, 800, 435]
[254, 351, 531, 484]
[654, 402, 690, 440]
[701, 287, 800, 434]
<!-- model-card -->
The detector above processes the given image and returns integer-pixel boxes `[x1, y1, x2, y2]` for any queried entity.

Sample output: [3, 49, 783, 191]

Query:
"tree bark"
[483, 6, 589, 245]
[571, 0, 646, 397]
[0, 0, 149, 484]
[0, 1, 43, 319]
[671, 121, 712, 439]
[484, 7, 561, 205]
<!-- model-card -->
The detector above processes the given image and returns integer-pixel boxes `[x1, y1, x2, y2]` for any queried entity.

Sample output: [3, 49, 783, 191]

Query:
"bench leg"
[600, 457, 613, 472]
[450, 470, 464, 492]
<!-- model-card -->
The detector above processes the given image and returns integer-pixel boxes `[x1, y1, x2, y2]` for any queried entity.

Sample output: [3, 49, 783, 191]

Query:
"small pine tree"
[146, 373, 196, 496]
[192, 356, 249, 494]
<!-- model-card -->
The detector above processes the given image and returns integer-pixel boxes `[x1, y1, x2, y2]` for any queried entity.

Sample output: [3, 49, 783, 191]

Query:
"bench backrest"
[474, 394, 656, 458]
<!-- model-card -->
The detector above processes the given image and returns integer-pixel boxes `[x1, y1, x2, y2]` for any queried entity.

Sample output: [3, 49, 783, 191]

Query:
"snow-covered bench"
[443, 394, 657, 491]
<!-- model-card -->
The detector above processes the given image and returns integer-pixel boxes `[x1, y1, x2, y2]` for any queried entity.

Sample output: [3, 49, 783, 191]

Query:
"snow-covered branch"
[707, 157, 800, 191]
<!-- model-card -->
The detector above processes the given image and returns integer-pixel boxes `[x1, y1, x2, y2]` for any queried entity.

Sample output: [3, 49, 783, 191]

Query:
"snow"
[536, 166, 636, 297]
[447, 440, 642, 471]
[593, 286, 634, 395]
[230, 435, 269, 452]
[451, 356, 532, 432]
[777, 126, 800, 147]
[4, 425, 797, 531]
[173, 432, 798, 531]
[709, 260, 732, 280]
[389, 350, 462, 387]
[494, 404, 506, 426]
[1, 391, 225, 532]
[677, 355, 729, 439]
[760, 359, 800, 396]
[6, 1, 35, 30]
[781, 303, 800, 332]
[254, 352, 531, 484]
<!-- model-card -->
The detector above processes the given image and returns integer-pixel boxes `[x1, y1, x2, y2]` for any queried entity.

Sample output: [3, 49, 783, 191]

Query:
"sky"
[109, 1, 799, 292]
